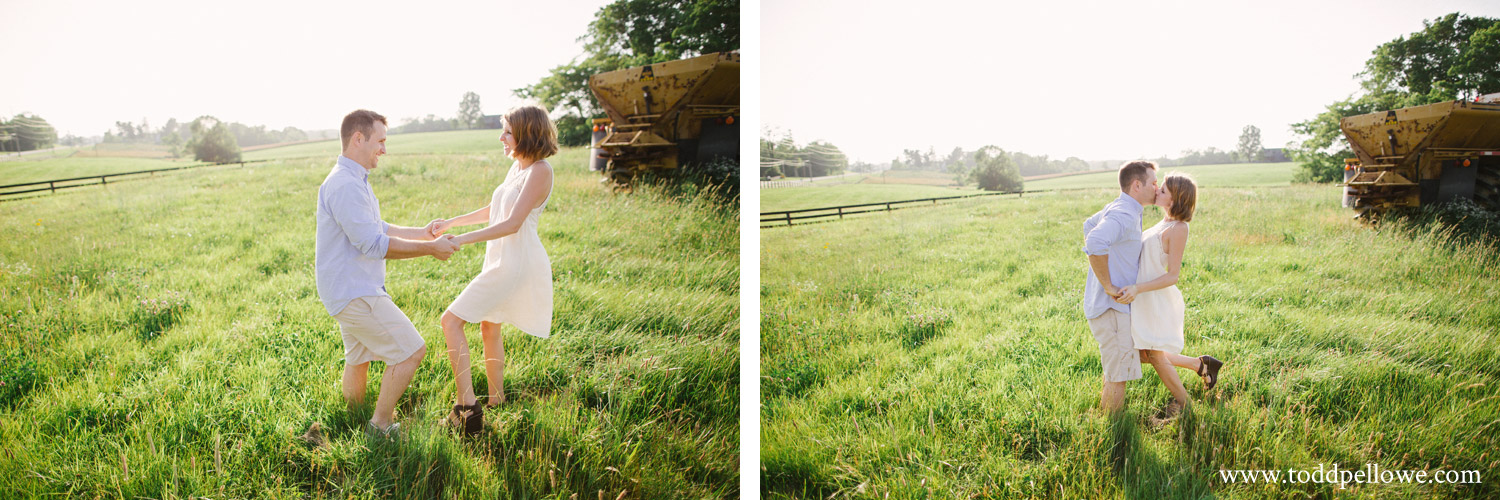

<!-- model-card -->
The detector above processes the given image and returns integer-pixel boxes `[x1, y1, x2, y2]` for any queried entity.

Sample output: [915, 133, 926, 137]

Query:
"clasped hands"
[1108, 285, 1139, 304]
[425, 219, 459, 261]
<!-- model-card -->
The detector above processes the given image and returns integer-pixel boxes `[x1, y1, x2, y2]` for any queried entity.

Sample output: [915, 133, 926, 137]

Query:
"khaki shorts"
[334, 296, 425, 365]
[1088, 309, 1142, 383]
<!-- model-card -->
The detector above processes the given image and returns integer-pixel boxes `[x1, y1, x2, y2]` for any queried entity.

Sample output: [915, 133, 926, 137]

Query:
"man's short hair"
[1118, 160, 1158, 192]
[341, 109, 387, 150]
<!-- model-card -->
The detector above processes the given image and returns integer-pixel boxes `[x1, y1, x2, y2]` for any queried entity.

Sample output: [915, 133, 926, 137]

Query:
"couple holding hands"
[1083, 161, 1224, 424]
[314, 106, 557, 436]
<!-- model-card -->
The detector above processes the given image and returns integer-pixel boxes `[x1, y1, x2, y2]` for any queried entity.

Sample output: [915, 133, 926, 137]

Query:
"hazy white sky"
[763, 0, 1500, 163]
[0, 0, 611, 137]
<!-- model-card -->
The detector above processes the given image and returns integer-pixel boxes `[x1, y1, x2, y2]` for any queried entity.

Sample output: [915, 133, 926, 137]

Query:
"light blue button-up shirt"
[315, 156, 392, 316]
[1082, 192, 1144, 319]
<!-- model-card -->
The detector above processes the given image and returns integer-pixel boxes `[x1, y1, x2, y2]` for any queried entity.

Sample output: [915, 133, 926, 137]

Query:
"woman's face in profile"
[1155, 185, 1172, 210]
[500, 124, 518, 158]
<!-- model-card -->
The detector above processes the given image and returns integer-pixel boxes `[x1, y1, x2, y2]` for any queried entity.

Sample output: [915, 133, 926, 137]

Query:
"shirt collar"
[336, 155, 370, 181]
[1116, 191, 1144, 214]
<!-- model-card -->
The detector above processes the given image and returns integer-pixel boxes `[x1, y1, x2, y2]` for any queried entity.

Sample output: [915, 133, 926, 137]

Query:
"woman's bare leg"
[1144, 349, 1190, 407]
[441, 311, 477, 406]
[480, 321, 506, 406]
[1166, 352, 1202, 373]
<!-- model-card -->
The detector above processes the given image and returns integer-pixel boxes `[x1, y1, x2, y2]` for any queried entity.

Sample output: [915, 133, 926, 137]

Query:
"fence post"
[838, 207, 844, 220]
[784, 212, 791, 227]
[49, 181, 55, 193]
[886, 202, 892, 212]
[101, 175, 107, 185]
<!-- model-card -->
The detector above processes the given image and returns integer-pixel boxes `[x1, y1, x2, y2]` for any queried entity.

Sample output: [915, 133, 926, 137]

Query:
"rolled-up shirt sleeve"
[1083, 211, 1122, 256]
[326, 183, 390, 259]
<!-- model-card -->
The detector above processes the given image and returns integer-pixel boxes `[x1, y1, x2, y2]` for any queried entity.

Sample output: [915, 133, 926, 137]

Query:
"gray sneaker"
[367, 420, 401, 438]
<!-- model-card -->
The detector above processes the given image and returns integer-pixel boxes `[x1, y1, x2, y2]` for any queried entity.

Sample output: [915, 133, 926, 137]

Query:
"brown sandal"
[1198, 355, 1223, 390]
[445, 403, 484, 436]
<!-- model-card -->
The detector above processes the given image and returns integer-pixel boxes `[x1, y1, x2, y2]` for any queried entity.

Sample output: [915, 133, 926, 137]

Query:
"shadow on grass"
[1104, 408, 1212, 500]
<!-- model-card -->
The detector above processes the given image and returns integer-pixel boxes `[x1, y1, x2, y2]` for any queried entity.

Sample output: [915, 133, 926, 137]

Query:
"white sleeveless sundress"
[446, 160, 553, 338]
[1131, 220, 1185, 353]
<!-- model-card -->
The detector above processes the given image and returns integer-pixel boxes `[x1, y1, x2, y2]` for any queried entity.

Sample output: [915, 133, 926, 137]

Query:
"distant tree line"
[887, 145, 1089, 179]
[390, 91, 494, 134]
[1290, 13, 1500, 183]
[759, 129, 848, 178]
[0, 114, 58, 152]
[105, 116, 299, 150]
[1144, 125, 1276, 167]
[516, 0, 739, 147]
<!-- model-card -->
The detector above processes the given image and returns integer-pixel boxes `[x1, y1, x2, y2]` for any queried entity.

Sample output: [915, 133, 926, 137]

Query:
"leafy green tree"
[902, 149, 926, 170]
[0, 114, 57, 151]
[184, 116, 241, 163]
[162, 132, 183, 158]
[970, 146, 1023, 192]
[952, 163, 972, 187]
[805, 141, 847, 177]
[457, 91, 483, 130]
[390, 115, 457, 134]
[1291, 13, 1499, 182]
[516, 0, 739, 144]
[554, 114, 592, 147]
[1238, 125, 1263, 163]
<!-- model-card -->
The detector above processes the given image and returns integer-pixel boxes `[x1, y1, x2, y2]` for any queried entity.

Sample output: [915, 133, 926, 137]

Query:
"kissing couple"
[314, 106, 558, 436]
[1083, 161, 1224, 424]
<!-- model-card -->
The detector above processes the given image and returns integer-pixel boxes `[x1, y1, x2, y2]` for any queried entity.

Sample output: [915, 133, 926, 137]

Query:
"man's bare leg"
[371, 345, 427, 429]
[343, 361, 369, 407]
[1102, 376, 1126, 413]
[480, 321, 506, 406]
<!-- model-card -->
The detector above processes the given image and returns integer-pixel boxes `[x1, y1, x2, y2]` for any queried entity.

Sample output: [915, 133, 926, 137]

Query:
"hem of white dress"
[444, 307, 551, 339]
[1132, 342, 1183, 353]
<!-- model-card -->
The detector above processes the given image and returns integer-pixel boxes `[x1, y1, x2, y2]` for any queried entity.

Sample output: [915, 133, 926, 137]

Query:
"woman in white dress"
[428, 105, 557, 434]
[1116, 172, 1222, 421]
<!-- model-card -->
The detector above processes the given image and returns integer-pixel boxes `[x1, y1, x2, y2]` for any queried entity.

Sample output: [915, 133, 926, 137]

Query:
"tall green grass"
[761, 184, 1499, 498]
[0, 145, 738, 498]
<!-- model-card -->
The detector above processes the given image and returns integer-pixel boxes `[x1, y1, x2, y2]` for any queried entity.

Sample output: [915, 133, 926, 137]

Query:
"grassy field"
[0, 138, 739, 498]
[242, 130, 510, 162]
[0, 156, 195, 186]
[761, 183, 1500, 498]
[862, 169, 961, 187]
[759, 163, 1299, 215]
[762, 184, 973, 213]
[1026, 162, 1298, 191]
[0, 130, 513, 188]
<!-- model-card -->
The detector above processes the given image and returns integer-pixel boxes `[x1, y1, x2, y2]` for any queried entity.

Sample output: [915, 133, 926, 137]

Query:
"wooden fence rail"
[760, 190, 1034, 227]
[0, 154, 370, 201]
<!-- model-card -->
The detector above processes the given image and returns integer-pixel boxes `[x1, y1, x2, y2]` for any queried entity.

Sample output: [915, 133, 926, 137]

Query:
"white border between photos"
[739, 0, 762, 497]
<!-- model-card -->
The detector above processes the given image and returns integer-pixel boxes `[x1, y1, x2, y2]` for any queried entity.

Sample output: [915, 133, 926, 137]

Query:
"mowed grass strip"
[760, 184, 1500, 499]
[0, 145, 739, 498]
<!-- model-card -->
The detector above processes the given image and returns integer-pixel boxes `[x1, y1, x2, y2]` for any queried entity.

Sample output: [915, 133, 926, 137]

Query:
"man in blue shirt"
[316, 109, 459, 433]
[1082, 161, 1157, 413]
